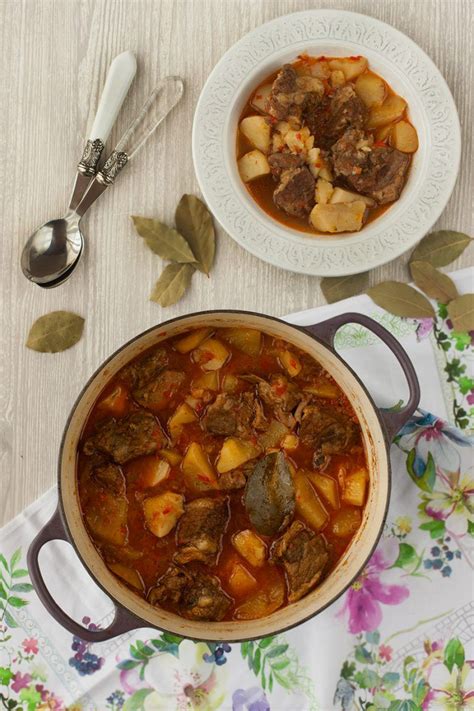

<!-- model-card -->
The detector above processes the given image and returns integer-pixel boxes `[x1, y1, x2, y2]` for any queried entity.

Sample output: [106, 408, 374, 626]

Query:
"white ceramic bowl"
[192, 10, 461, 276]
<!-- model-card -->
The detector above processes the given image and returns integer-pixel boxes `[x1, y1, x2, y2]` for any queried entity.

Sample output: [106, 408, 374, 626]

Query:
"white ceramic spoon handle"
[88, 50, 137, 142]
[69, 51, 137, 211]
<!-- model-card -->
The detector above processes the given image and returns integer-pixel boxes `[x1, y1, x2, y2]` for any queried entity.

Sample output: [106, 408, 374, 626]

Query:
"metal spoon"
[22, 76, 184, 289]
[21, 51, 137, 287]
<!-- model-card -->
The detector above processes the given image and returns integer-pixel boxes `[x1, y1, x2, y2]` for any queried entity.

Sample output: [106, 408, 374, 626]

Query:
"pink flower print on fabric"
[338, 538, 409, 633]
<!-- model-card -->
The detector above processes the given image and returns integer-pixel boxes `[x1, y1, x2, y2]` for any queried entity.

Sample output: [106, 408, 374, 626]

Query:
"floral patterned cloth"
[0, 268, 472, 711]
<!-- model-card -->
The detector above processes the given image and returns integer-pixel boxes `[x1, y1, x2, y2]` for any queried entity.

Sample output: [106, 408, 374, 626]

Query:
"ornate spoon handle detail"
[68, 51, 137, 212]
[75, 76, 184, 217]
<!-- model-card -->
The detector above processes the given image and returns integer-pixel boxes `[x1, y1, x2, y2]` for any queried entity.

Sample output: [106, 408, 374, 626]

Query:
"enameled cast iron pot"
[28, 310, 420, 643]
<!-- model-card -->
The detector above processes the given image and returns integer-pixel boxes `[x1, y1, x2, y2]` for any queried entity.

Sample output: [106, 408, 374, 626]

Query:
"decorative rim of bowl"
[192, 9, 461, 276]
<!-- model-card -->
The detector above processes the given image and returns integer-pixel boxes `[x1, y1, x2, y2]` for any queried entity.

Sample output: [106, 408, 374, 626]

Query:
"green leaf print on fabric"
[443, 638, 465, 673]
[0, 548, 68, 710]
[0, 548, 32, 629]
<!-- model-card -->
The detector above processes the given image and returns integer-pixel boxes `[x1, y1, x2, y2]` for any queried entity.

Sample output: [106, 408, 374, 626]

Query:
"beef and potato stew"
[237, 54, 418, 234]
[78, 327, 369, 622]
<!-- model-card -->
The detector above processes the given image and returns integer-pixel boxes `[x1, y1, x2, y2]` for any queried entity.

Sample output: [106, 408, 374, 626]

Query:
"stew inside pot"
[77, 327, 369, 621]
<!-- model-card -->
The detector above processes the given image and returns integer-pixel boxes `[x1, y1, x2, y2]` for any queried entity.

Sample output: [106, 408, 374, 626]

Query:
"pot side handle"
[27, 506, 145, 642]
[304, 312, 420, 440]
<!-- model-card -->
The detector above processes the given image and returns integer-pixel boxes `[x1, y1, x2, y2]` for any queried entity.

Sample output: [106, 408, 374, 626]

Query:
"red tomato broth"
[237, 54, 416, 235]
[77, 327, 369, 621]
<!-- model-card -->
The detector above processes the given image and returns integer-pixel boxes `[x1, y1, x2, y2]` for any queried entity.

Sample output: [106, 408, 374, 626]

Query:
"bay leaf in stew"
[244, 451, 295, 536]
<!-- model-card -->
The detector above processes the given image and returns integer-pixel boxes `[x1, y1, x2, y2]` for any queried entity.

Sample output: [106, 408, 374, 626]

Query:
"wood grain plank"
[0, 0, 472, 525]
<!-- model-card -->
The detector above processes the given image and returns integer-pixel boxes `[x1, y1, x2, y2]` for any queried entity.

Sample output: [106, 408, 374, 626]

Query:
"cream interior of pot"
[59, 312, 389, 641]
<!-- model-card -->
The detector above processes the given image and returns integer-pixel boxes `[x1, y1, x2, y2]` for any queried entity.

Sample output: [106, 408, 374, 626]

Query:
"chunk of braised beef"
[91, 463, 125, 495]
[121, 348, 168, 389]
[174, 496, 229, 565]
[218, 469, 247, 491]
[258, 374, 302, 427]
[83, 411, 162, 464]
[331, 129, 411, 204]
[133, 369, 186, 410]
[244, 452, 295, 536]
[202, 393, 238, 436]
[305, 86, 367, 149]
[271, 520, 329, 602]
[273, 167, 315, 218]
[268, 152, 305, 180]
[299, 404, 360, 457]
[202, 392, 266, 437]
[267, 64, 324, 123]
[149, 565, 231, 621]
[349, 147, 411, 204]
[331, 128, 372, 177]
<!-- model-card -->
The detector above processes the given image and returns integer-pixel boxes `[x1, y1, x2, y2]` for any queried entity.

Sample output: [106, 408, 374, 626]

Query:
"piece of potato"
[232, 529, 267, 567]
[355, 72, 386, 108]
[192, 371, 219, 391]
[108, 563, 144, 591]
[284, 127, 311, 154]
[304, 376, 340, 399]
[259, 420, 289, 449]
[282, 433, 299, 450]
[140, 458, 171, 487]
[272, 132, 285, 152]
[315, 178, 334, 205]
[328, 56, 368, 80]
[175, 327, 213, 354]
[342, 467, 369, 507]
[97, 384, 128, 417]
[238, 150, 270, 182]
[294, 470, 329, 531]
[367, 95, 407, 129]
[309, 472, 340, 509]
[310, 202, 367, 233]
[234, 577, 285, 620]
[182, 442, 218, 491]
[193, 338, 230, 371]
[222, 374, 239, 392]
[250, 83, 273, 113]
[390, 120, 418, 153]
[330, 187, 375, 208]
[220, 327, 262, 356]
[240, 116, 271, 153]
[307, 147, 322, 179]
[374, 123, 393, 142]
[168, 402, 197, 440]
[330, 69, 346, 88]
[143, 492, 184, 538]
[159, 448, 183, 467]
[279, 349, 302, 377]
[319, 165, 334, 182]
[216, 437, 260, 473]
[330, 507, 362, 538]
[309, 59, 331, 80]
[228, 563, 258, 596]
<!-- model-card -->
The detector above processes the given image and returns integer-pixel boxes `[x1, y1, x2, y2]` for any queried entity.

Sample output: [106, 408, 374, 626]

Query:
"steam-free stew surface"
[78, 327, 369, 621]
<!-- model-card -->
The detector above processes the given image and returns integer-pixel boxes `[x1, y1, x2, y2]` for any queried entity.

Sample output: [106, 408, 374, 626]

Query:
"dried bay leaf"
[367, 282, 435, 318]
[447, 294, 474, 332]
[175, 195, 215, 274]
[321, 272, 370, 304]
[409, 261, 458, 303]
[26, 311, 85, 353]
[150, 263, 195, 307]
[132, 216, 196, 263]
[410, 230, 472, 267]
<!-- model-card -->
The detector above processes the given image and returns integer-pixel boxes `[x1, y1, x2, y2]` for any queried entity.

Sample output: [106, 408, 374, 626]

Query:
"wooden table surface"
[0, 0, 472, 527]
